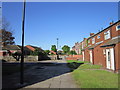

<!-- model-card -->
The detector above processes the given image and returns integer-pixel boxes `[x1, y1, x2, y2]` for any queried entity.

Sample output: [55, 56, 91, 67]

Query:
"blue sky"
[2, 2, 118, 50]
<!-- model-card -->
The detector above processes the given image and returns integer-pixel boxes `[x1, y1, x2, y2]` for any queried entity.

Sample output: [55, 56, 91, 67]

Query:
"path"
[3, 59, 78, 89]
[22, 60, 78, 88]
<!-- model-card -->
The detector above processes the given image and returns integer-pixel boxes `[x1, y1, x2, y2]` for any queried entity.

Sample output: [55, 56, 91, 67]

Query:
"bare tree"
[0, 18, 15, 46]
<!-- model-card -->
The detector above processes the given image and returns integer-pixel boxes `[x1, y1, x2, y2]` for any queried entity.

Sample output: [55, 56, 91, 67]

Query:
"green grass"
[72, 64, 118, 88]
[78, 64, 102, 69]
[67, 60, 89, 63]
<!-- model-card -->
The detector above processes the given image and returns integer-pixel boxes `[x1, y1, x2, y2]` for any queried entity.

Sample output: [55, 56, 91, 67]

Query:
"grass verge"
[72, 64, 118, 88]
[67, 60, 89, 63]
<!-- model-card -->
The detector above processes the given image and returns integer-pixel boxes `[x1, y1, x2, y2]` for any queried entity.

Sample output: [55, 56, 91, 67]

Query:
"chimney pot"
[110, 21, 114, 25]
[90, 33, 94, 36]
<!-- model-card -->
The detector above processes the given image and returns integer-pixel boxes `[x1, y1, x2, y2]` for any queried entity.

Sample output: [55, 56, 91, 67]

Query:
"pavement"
[3, 59, 79, 89]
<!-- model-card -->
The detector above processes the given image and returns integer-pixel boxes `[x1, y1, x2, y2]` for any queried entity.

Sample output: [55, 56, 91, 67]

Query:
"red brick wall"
[93, 44, 105, 67]
[66, 55, 83, 60]
[111, 22, 120, 37]
[84, 48, 90, 62]
[88, 22, 120, 47]
[114, 43, 120, 71]
[0, 52, 3, 56]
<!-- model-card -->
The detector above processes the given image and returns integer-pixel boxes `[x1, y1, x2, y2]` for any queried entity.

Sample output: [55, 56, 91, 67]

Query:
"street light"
[57, 38, 59, 60]
[20, 0, 26, 84]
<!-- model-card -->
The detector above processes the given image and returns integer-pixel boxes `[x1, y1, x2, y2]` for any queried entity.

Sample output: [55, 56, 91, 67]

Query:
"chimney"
[110, 21, 114, 25]
[90, 33, 94, 36]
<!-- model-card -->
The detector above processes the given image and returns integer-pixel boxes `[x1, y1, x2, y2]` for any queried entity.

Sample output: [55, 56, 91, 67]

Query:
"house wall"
[88, 22, 120, 47]
[82, 21, 120, 71]
[114, 43, 120, 71]
[93, 44, 106, 68]
[111, 22, 120, 37]
[0, 52, 3, 56]
[84, 48, 90, 62]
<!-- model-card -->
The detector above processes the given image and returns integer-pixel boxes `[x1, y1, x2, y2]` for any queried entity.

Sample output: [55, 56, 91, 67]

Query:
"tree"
[62, 45, 70, 54]
[1, 18, 15, 46]
[51, 45, 57, 52]
[68, 50, 77, 55]
[12, 52, 21, 61]
[31, 48, 43, 56]
[1, 30, 15, 46]
[44, 50, 50, 55]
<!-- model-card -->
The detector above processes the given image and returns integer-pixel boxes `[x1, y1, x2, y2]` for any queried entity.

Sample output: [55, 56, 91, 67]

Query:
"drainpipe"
[92, 49, 94, 65]
[113, 44, 116, 72]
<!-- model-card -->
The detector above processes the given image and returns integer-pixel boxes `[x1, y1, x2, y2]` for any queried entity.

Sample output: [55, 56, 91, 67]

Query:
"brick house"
[81, 20, 120, 72]
[25, 45, 43, 52]
[0, 45, 21, 56]
[0, 45, 34, 57]
[72, 42, 83, 55]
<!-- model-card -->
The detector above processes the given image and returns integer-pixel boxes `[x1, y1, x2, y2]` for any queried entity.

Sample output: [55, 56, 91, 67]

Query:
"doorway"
[106, 48, 115, 70]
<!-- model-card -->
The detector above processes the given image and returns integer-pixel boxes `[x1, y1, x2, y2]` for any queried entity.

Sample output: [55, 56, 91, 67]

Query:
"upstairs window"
[104, 30, 110, 40]
[97, 35, 100, 39]
[116, 25, 120, 31]
[92, 38, 95, 44]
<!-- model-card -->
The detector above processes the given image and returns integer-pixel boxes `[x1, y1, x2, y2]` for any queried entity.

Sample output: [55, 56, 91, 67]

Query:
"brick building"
[0, 45, 21, 56]
[82, 20, 120, 72]
[72, 42, 82, 55]
[73, 20, 120, 72]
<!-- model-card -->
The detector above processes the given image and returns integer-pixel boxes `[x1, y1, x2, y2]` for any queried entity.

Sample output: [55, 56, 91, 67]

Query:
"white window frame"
[104, 30, 111, 40]
[92, 38, 95, 44]
[97, 35, 100, 39]
[116, 25, 120, 31]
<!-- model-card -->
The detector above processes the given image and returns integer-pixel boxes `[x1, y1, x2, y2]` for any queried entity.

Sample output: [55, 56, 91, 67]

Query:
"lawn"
[67, 60, 89, 63]
[72, 64, 118, 88]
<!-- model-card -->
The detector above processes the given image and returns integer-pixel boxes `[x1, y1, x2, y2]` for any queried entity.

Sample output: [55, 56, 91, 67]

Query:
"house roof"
[17, 45, 32, 51]
[2, 45, 21, 50]
[87, 20, 120, 40]
[100, 37, 120, 47]
[27, 45, 44, 52]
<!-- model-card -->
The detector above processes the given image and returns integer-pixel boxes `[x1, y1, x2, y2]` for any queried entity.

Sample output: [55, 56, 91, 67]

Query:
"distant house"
[0, 45, 21, 56]
[17, 45, 32, 55]
[25, 45, 43, 52]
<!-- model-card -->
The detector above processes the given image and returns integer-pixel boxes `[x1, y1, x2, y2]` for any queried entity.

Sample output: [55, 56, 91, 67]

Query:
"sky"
[2, 2, 118, 50]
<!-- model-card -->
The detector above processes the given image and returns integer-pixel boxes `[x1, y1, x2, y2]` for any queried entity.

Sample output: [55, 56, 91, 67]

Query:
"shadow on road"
[2, 60, 83, 89]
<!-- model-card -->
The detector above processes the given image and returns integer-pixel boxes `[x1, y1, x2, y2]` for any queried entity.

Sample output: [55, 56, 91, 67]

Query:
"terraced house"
[73, 20, 120, 72]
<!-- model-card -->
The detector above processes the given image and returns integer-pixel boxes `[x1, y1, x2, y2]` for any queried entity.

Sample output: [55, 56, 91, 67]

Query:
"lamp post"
[57, 38, 59, 60]
[20, 0, 26, 84]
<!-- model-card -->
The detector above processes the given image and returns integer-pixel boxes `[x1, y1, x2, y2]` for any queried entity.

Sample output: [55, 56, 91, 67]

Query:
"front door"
[89, 50, 93, 63]
[106, 48, 115, 70]
[106, 49, 111, 69]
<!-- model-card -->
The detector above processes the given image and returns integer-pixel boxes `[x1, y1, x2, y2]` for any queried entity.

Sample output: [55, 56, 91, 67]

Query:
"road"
[3, 59, 78, 89]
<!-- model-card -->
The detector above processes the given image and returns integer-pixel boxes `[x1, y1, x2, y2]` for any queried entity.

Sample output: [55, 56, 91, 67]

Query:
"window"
[92, 38, 95, 44]
[116, 25, 120, 31]
[104, 30, 110, 40]
[97, 35, 100, 39]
